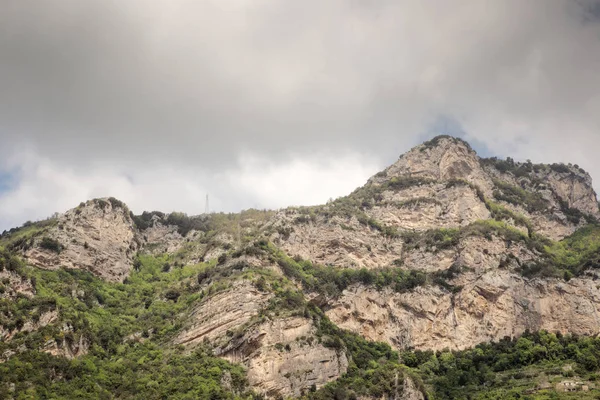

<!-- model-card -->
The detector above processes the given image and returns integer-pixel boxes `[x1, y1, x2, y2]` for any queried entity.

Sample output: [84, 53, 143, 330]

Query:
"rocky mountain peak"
[16, 197, 140, 282]
[370, 135, 492, 192]
[367, 135, 599, 224]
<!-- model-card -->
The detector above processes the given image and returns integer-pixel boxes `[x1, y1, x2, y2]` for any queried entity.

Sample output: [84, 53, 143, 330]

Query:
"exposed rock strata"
[271, 213, 404, 270]
[176, 283, 347, 397]
[327, 270, 600, 351]
[222, 317, 348, 398]
[175, 281, 273, 347]
[23, 199, 139, 282]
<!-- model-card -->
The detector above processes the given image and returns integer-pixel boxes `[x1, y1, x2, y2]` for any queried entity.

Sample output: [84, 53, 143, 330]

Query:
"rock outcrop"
[372, 136, 495, 196]
[175, 281, 273, 347]
[42, 322, 90, 359]
[222, 317, 348, 398]
[270, 212, 404, 270]
[142, 221, 188, 255]
[176, 282, 347, 398]
[0, 269, 34, 300]
[23, 199, 140, 282]
[369, 182, 491, 231]
[327, 269, 600, 351]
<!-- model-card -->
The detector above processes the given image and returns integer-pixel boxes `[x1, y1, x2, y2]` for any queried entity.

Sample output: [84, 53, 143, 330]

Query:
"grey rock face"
[23, 199, 140, 282]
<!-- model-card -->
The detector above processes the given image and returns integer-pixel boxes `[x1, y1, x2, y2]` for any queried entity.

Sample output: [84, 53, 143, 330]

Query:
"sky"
[1, 0, 600, 231]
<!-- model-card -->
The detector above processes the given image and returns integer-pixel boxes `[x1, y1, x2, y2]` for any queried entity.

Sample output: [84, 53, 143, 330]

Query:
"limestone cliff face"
[221, 317, 348, 398]
[1, 311, 88, 362]
[327, 269, 600, 352]
[372, 137, 495, 196]
[141, 219, 235, 265]
[175, 281, 273, 347]
[142, 221, 187, 255]
[262, 136, 600, 356]
[270, 212, 404, 270]
[402, 376, 426, 400]
[176, 282, 348, 398]
[322, 232, 600, 352]
[547, 169, 599, 216]
[0, 310, 57, 342]
[368, 182, 491, 231]
[402, 235, 537, 274]
[254, 137, 600, 358]
[370, 137, 598, 241]
[23, 199, 139, 282]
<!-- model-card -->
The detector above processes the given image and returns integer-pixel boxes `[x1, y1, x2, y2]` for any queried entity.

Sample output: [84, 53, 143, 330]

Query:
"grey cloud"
[1, 0, 599, 229]
[1, 0, 418, 169]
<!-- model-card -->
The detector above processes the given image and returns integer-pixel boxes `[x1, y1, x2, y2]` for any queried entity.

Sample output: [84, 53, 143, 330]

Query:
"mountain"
[2, 135, 600, 399]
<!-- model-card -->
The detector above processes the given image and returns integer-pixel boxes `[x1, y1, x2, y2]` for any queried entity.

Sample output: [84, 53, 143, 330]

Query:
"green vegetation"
[556, 198, 597, 225]
[0, 247, 24, 273]
[405, 330, 600, 399]
[481, 158, 595, 224]
[481, 156, 588, 178]
[93, 198, 111, 210]
[394, 197, 442, 208]
[0, 252, 255, 398]
[420, 135, 473, 152]
[5, 224, 600, 399]
[0, 217, 57, 240]
[403, 219, 543, 254]
[481, 157, 545, 177]
[493, 180, 549, 213]
[133, 209, 274, 238]
[305, 176, 435, 237]
[308, 310, 426, 400]
[0, 218, 57, 253]
[107, 197, 128, 211]
[0, 345, 250, 399]
[253, 241, 467, 297]
[510, 224, 600, 280]
[402, 227, 460, 252]
[4, 153, 600, 399]
[39, 237, 63, 253]
[230, 258, 430, 399]
[543, 224, 600, 276]
[485, 199, 533, 233]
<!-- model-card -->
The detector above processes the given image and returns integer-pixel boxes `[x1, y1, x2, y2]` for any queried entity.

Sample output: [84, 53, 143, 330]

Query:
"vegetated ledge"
[292, 177, 482, 238]
[284, 177, 551, 244]
[481, 154, 591, 179]
[521, 223, 600, 280]
[267, 217, 600, 292]
[238, 240, 466, 298]
[400, 219, 600, 281]
[420, 134, 475, 153]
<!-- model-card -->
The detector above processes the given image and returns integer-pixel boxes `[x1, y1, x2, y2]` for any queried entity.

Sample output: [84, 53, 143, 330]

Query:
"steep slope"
[270, 137, 598, 269]
[264, 136, 600, 353]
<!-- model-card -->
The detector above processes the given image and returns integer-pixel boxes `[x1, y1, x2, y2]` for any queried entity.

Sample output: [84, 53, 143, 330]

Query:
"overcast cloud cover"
[1, 0, 600, 230]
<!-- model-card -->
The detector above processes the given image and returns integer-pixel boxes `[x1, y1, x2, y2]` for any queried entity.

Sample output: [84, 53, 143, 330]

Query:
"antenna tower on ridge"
[205, 194, 209, 215]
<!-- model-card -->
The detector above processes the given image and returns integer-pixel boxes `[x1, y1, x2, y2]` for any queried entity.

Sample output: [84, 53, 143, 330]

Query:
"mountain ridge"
[3, 135, 600, 399]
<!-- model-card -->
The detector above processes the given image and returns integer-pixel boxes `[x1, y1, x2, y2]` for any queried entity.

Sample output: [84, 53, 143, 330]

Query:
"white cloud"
[0, 150, 380, 231]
